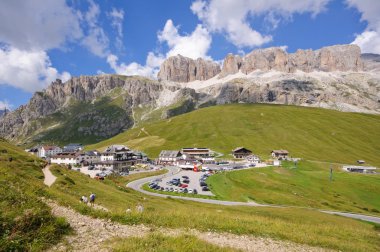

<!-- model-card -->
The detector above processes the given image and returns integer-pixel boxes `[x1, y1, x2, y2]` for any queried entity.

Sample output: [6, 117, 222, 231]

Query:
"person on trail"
[89, 193, 96, 206]
[82, 196, 88, 204]
[136, 203, 144, 213]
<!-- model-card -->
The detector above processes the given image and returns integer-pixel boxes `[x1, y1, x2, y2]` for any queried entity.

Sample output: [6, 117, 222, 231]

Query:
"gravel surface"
[42, 165, 57, 187]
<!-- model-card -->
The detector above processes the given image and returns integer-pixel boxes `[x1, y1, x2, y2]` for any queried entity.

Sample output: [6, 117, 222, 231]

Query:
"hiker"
[126, 207, 131, 214]
[89, 193, 96, 206]
[82, 196, 88, 204]
[136, 203, 144, 213]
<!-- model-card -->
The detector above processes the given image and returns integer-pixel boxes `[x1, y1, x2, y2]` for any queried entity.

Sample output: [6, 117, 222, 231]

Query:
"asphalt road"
[127, 166, 380, 224]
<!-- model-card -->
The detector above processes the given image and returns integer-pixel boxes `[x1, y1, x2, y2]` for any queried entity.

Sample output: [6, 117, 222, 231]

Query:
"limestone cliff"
[220, 44, 363, 77]
[157, 55, 221, 82]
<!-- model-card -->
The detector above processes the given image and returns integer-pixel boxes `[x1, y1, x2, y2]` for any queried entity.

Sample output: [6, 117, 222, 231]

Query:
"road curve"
[127, 167, 380, 224]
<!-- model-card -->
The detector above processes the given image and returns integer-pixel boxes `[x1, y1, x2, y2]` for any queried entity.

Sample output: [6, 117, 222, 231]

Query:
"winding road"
[127, 166, 380, 224]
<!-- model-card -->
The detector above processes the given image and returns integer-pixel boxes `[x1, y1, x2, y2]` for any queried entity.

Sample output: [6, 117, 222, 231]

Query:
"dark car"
[183, 188, 188, 193]
[183, 179, 190, 184]
[193, 189, 198, 194]
[202, 186, 210, 191]
[182, 176, 189, 179]
[200, 181, 207, 187]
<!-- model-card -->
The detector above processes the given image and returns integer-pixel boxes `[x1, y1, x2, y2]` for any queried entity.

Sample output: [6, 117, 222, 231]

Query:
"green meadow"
[45, 164, 380, 251]
[88, 104, 380, 166]
[207, 160, 380, 215]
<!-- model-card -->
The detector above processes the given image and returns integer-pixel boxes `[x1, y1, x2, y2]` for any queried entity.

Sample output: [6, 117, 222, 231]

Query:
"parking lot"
[151, 169, 214, 196]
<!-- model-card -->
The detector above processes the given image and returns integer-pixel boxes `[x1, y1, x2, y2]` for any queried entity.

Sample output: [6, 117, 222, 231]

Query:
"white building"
[38, 145, 62, 158]
[158, 150, 182, 165]
[51, 153, 79, 165]
[76, 151, 100, 165]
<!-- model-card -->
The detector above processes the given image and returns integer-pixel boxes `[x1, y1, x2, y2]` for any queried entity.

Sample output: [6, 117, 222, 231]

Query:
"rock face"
[157, 55, 221, 82]
[220, 44, 363, 77]
[0, 75, 171, 144]
[1, 44, 379, 146]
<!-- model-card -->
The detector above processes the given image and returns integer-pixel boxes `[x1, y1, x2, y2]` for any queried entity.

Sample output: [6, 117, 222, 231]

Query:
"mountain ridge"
[1, 44, 380, 145]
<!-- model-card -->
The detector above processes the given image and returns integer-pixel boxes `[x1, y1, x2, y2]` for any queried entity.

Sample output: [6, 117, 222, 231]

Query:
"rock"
[157, 54, 221, 82]
[219, 44, 363, 76]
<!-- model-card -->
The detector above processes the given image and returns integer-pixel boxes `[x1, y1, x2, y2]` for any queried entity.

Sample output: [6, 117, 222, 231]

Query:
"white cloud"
[107, 52, 164, 78]
[158, 19, 212, 59]
[108, 8, 125, 38]
[108, 8, 125, 50]
[352, 31, 380, 54]
[191, 0, 330, 48]
[346, 0, 380, 54]
[106, 19, 212, 77]
[81, 0, 110, 57]
[0, 100, 12, 110]
[0, 46, 71, 93]
[0, 0, 83, 51]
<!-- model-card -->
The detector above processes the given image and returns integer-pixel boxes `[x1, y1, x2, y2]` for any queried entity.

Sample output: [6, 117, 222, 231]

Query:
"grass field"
[46, 164, 380, 251]
[0, 139, 71, 251]
[1, 140, 379, 251]
[104, 233, 239, 252]
[88, 104, 380, 166]
[207, 161, 380, 216]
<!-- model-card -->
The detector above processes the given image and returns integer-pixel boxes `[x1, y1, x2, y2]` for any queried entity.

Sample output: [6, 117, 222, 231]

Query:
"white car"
[188, 189, 193, 194]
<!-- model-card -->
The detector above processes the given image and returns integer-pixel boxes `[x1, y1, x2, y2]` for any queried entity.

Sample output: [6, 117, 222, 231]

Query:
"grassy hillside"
[46, 165, 380, 251]
[88, 104, 380, 166]
[105, 233, 239, 252]
[207, 160, 380, 215]
[0, 139, 71, 251]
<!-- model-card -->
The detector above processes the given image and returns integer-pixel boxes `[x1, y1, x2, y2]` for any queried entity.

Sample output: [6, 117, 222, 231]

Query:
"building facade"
[232, 147, 252, 159]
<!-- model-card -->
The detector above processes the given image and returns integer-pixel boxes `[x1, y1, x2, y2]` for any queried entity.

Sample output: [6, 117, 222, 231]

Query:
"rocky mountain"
[1, 44, 379, 146]
[220, 44, 363, 77]
[158, 55, 221, 82]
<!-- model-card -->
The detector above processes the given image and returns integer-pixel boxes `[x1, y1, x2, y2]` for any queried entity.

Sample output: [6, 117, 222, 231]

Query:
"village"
[25, 143, 378, 196]
[25, 144, 292, 179]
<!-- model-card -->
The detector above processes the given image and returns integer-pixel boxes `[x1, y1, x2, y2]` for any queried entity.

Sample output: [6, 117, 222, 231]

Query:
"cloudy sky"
[0, 0, 379, 109]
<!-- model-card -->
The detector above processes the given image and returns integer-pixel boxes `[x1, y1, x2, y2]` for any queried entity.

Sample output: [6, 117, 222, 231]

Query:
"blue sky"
[0, 0, 379, 109]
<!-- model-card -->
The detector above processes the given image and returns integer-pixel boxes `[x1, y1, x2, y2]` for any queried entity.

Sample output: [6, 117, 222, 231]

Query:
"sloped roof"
[42, 145, 61, 151]
[159, 150, 181, 158]
[271, 150, 289, 154]
[232, 147, 252, 153]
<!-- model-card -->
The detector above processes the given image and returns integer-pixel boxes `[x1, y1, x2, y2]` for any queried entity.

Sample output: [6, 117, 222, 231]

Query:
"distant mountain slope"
[1, 44, 380, 146]
[88, 104, 380, 166]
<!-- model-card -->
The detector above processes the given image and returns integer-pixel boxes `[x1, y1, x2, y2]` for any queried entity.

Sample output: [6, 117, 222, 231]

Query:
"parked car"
[183, 188, 188, 193]
[180, 184, 188, 188]
[188, 189, 193, 194]
[193, 189, 198, 194]
[200, 182, 207, 187]
[169, 188, 174, 192]
[182, 175, 189, 179]
[182, 179, 190, 184]
[174, 188, 178, 193]
[202, 186, 210, 191]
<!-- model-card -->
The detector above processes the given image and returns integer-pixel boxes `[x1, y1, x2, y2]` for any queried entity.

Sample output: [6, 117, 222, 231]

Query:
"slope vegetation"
[0, 139, 70, 251]
[89, 104, 380, 166]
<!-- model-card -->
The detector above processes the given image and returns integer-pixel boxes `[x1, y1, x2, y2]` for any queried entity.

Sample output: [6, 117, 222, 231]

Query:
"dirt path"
[42, 165, 56, 187]
[46, 200, 326, 252]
